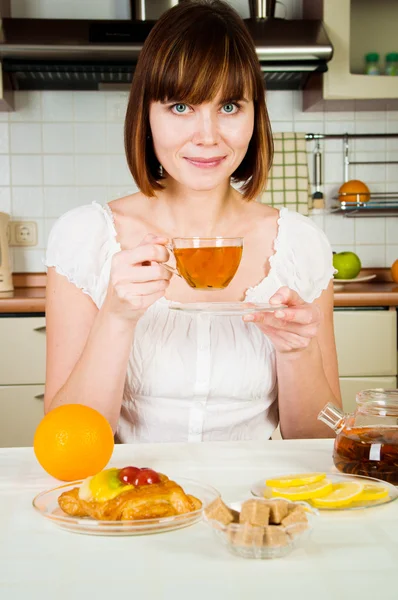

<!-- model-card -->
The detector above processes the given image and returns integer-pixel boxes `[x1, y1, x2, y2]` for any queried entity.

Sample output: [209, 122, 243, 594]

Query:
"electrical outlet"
[9, 221, 38, 247]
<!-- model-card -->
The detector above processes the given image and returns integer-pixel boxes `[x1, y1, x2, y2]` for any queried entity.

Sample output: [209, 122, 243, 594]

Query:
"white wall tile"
[325, 121, 355, 135]
[10, 123, 42, 154]
[44, 187, 79, 218]
[108, 183, 139, 199]
[43, 124, 74, 153]
[42, 92, 74, 121]
[271, 122, 294, 133]
[0, 156, 10, 186]
[106, 124, 124, 154]
[11, 156, 41, 185]
[355, 120, 387, 134]
[266, 91, 293, 122]
[12, 187, 44, 218]
[12, 248, 46, 272]
[0, 187, 11, 213]
[107, 155, 133, 186]
[77, 187, 108, 205]
[43, 156, 75, 185]
[0, 124, 9, 154]
[73, 92, 106, 122]
[76, 155, 107, 185]
[386, 218, 398, 244]
[74, 124, 106, 154]
[105, 92, 128, 122]
[386, 245, 398, 267]
[355, 217, 386, 245]
[332, 244, 356, 254]
[294, 121, 324, 134]
[324, 153, 344, 184]
[324, 214, 355, 245]
[9, 92, 42, 122]
[355, 245, 386, 268]
[44, 218, 57, 246]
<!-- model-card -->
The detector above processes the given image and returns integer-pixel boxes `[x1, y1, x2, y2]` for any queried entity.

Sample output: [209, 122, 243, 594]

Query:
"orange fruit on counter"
[338, 179, 371, 203]
[33, 404, 114, 481]
[392, 259, 398, 283]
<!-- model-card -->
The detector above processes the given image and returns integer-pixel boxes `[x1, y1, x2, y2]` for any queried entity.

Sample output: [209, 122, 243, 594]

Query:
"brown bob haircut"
[125, 0, 273, 201]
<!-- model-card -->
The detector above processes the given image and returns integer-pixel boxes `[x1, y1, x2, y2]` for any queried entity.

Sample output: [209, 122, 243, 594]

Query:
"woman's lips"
[184, 156, 226, 169]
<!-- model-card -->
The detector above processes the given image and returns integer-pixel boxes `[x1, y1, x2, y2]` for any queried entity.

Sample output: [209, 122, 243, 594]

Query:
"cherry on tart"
[134, 469, 161, 486]
[118, 466, 141, 485]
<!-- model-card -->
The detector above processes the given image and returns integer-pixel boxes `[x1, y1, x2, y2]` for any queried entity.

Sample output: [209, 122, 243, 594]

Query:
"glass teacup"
[164, 237, 243, 290]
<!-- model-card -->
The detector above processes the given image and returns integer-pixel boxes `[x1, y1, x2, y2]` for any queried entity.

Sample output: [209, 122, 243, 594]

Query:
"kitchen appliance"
[0, 212, 13, 293]
[0, 0, 333, 93]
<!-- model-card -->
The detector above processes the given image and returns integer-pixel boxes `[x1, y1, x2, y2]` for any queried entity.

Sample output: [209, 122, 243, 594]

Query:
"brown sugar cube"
[263, 525, 289, 547]
[265, 500, 289, 524]
[204, 497, 234, 525]
[239, 500, 270, 527]
[230, 508, 240, 523]
[229, 524, 264, 548]
[281, 506, 308, 528]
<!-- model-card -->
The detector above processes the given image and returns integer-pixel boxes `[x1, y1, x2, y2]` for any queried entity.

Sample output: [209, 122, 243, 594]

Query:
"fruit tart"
[57, 466, 202, 521]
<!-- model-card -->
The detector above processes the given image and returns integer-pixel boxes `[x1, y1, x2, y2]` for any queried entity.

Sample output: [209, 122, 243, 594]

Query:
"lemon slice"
[356, 484, 390, 503]
[311, 482, 364, 508]
[270, 479, 333, 501]
[266, 473, 326, 488]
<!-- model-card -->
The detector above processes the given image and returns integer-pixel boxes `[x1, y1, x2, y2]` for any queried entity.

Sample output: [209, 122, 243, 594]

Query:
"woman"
[44, 0, 341, 442]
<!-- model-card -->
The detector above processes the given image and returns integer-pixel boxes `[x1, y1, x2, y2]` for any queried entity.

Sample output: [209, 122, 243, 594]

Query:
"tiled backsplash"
[0, 89, 397, 273]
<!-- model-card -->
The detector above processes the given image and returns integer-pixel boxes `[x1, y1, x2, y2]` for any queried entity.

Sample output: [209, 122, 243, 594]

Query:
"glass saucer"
[251, 472, 398, 511]
[169, 302, 287, 316]
[32, 477, 220, 536]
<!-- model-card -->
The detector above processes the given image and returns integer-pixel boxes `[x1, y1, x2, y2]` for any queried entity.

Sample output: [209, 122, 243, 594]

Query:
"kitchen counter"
[1, 439, 398, 600]
[1, 272, 398, 314]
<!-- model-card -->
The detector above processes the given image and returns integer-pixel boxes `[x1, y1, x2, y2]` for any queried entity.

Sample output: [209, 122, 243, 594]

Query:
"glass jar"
[365, 52, 380, 75]
[318, 389, 398, 484]
[385, 52, 398, 75]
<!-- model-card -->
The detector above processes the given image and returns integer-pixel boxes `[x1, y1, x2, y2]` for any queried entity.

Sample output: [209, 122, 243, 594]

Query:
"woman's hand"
[104, 234, 172, 321]
[243, 286, 322, 354]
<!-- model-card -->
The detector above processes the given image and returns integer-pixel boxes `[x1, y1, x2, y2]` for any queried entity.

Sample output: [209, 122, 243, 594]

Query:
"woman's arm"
[275, 282, 342, 438]
[244, 281, 342, 439]
[45, 268, 138, 430]
[45, 234, 171, 431]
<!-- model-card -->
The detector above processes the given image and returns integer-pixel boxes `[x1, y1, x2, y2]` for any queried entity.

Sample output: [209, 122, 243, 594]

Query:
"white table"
[0, 440, 397, 600]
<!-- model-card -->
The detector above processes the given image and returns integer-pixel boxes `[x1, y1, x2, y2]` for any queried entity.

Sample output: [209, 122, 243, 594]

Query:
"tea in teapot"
[318, 389, 398, 484]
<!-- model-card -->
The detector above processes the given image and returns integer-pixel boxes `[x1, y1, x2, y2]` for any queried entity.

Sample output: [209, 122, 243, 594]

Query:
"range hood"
[0, 0, 333, 95]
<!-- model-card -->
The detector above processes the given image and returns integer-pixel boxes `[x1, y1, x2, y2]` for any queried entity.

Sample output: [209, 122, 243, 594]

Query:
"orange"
[33, 404, 114, 481]
[338, 180, 370, 203]
[392, 259, 398, 284]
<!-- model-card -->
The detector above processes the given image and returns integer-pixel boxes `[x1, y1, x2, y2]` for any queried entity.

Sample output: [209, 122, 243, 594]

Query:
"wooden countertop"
[0, 271, 397, 314]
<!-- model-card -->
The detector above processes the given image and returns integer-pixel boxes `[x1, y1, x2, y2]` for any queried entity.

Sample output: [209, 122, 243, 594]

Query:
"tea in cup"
[166, 237, 243, 290]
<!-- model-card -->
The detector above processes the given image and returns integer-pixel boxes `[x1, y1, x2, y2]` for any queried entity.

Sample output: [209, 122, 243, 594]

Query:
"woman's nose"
[192, 113, 220, 145]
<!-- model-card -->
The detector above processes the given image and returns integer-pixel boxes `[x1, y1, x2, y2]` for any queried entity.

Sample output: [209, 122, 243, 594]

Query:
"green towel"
[260, 132, 311, 215]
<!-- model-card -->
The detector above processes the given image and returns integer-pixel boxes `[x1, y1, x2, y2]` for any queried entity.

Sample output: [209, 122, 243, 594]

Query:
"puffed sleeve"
[273, 209, 336, 303]
[43, 202, 117, 307]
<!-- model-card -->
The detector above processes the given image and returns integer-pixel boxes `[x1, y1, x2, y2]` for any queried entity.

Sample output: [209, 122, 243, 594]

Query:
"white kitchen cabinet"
[0, 316, 46, 447]
[0, 316, 46, 385]
[333, 308, 397, 413]
[303, 0, 398, 110]
[0, 384, 44, 447]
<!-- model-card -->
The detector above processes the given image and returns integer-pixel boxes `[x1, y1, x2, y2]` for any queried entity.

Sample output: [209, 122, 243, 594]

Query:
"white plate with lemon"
[251, 472, 398, 511]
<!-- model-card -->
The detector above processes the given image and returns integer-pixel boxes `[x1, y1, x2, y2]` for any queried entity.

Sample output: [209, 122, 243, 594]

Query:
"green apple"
[333, 251, 362, 279]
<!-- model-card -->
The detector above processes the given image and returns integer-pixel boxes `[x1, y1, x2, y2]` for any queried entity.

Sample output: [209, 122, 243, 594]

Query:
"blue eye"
[172, 103, 188, 114]
[222, 103, 238, 114]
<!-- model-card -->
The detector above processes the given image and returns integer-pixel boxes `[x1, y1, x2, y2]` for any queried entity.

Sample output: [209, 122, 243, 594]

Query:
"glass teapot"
[318, 389, 398, 484]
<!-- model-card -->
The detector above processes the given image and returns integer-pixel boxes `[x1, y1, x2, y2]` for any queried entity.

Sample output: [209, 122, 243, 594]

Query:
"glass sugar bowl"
[318, 389, 398, 485]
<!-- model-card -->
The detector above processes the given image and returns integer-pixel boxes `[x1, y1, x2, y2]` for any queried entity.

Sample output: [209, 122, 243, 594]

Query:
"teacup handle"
[163, 242, 182, 278]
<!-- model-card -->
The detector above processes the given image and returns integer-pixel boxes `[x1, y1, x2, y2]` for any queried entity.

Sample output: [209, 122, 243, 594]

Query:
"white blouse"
[44, 201, 335, 443]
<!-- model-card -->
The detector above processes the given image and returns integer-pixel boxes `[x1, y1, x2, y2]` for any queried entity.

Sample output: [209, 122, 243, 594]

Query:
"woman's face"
[149, 93, 254, 191]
